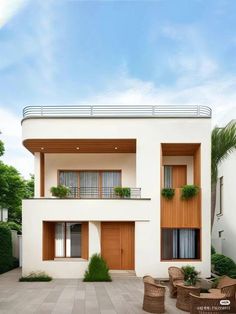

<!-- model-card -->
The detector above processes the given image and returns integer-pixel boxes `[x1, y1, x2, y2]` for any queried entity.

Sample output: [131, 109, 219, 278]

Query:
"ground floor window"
[55, 222, 82, 258]
[43, 221, 88, 260]
[161, 228, 200, 260]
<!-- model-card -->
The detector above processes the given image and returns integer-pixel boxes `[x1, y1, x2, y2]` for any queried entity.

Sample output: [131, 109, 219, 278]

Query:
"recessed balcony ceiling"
[161, 143, 200, 156]
[23, 139, 136, 154]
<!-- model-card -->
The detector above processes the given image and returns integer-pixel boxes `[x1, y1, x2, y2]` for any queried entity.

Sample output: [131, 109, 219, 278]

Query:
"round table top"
[176, 283, 201, 290]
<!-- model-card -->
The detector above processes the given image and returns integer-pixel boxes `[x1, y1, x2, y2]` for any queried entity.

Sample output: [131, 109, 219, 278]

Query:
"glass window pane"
[66, 223, 81, 257]
[55, 223, 65, 257]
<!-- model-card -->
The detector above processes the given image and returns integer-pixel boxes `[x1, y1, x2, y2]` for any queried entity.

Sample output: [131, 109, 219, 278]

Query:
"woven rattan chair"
[168, 267, 184, 298]
[209, 276, 236, 312]
[190, 292, 227, 314]
[176, 283, 201, 312]
[143, 276, 166, 313]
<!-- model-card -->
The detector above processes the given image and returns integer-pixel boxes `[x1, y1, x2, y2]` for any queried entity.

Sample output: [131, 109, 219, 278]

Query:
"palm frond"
[211, 120, 236, 183]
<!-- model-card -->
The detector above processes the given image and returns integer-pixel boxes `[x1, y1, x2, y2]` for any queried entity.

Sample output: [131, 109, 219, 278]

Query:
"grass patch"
[19, 271, 52, 282]
[83, 254, 112, 282]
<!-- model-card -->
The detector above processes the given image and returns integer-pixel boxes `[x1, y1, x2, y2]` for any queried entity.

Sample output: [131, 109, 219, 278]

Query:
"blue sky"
[0, 0, 236, 177]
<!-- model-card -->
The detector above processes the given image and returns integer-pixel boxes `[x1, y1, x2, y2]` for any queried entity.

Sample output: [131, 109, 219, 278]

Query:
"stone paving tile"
[0, 268, 187, 314]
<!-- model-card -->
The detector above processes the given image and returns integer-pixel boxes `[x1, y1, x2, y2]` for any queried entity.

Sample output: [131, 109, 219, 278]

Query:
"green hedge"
[211, 253, 236, 276]
[0, 223, 13, 274]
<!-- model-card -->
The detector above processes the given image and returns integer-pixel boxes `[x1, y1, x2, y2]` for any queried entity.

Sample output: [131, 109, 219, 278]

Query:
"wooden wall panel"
[42, 221, 55, 260]
[121, 222, 135, 270]
[194, 145, 201, 186]
[81, 222, 89, 260]
[161, 189, 201, 228]
[172, 165, 187, 188]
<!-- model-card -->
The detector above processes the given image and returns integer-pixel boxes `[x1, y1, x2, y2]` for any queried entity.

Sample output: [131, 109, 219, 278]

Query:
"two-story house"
[21, 105, 212, 278]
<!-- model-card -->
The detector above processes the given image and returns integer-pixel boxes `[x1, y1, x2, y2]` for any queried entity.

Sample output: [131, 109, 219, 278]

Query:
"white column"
[34, 152, 41, 197]
[89, 221, 101, 257]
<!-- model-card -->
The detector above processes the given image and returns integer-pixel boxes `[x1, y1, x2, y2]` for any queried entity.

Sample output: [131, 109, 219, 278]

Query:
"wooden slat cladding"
[42, 221, 55, 260]
[24, 139, 136, 154]
[40, 152, 45, 197]
[81, 222, 89, 260]
[172, 165, 187, 188]
[161, 143, 200, 156]
[161, 188, 201, 228]
[194, 145, 201, 186]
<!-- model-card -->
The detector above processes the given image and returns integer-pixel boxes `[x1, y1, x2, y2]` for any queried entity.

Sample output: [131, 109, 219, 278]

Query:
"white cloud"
[0, 0, 29, 28]
[0, 107, 33, 178]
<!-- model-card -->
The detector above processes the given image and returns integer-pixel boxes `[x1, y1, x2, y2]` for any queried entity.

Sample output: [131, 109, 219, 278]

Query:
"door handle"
[121, 248, 124, 254]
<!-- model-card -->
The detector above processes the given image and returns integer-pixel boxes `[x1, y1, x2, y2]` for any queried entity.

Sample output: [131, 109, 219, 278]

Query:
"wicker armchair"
[190, 292, 227, 314]
[209, 276, 236, 312]
[143, 276, 166, 313]
[168, 267, 184, 298]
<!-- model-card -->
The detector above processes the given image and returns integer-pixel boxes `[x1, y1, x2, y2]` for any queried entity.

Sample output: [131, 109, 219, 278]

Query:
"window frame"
[218, 176, 224, 216]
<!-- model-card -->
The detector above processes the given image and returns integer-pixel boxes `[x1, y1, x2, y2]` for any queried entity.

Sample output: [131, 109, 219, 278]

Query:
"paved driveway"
[0, 269, 184, 314]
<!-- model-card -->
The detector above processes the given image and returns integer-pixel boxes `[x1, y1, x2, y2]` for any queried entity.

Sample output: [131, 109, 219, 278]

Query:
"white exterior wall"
[44, 153, 135, 197]
[212, 150, 236, 262]
[22, 117, 211, 278]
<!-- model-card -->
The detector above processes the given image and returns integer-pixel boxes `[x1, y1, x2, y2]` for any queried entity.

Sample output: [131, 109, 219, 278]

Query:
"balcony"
[161, 188, 201, 228]
[67, 187, 141, 199]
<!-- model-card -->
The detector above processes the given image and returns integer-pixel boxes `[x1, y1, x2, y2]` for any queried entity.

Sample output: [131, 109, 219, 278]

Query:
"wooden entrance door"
[172, 165, 187, 188]
[101, 222, 134, 270]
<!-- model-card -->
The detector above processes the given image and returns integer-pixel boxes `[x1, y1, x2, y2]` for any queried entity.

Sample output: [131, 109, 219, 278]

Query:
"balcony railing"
[67, 187, 141, 199]
[23, 105, 211, 119]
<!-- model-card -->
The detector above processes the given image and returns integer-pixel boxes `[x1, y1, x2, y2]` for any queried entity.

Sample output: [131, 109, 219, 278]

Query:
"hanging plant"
[161, 188, 175, 200]
[181, 185, 199, 200]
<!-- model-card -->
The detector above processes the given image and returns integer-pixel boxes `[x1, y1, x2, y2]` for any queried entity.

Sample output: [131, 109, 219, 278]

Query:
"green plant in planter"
[182, 265, 200, 286]
[181, 185, 199, 200]
[50, 185, 70, 198]
[114, 187, 131, 198]
[161, 188, 175, 200]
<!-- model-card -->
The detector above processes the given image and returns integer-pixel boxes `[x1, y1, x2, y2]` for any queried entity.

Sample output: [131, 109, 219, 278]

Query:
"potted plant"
[161, 188, 175, 200]
[50, 185, 70, 198]
[114, 187, 131, 198]
[181, 185, 199, 200]
[182, 265, 200, 286]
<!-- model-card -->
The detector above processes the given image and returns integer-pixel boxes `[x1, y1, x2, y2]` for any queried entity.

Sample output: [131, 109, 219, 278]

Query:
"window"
[55, 222, 82, 258]
[163, 165, 187, 188]
[218, 176, 223, 215]
[219, 230, 224, 238]
[59, 170, 121, 198]
[161, 228, 200, 260]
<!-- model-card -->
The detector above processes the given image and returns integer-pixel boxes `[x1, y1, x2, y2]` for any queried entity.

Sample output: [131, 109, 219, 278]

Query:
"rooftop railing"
[23, 105, 211, 119]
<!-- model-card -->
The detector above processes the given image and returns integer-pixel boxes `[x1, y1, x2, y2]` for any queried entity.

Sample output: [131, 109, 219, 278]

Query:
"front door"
[101, 222, 134, 270]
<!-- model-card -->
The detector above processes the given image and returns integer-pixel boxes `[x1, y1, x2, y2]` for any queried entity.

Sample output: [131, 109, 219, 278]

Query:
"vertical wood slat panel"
[40, 152, 45, 197]
[42, 222, 55, 260]
[81, 222, 89, 260]
[121, 222, 135, 270]
[194, 145, 201, 186]
[161, 188, 201, 228]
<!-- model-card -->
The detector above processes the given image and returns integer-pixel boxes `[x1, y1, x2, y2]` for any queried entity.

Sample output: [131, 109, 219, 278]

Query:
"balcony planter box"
[50, 185, 70, 198]
[114, 187, 131, 199]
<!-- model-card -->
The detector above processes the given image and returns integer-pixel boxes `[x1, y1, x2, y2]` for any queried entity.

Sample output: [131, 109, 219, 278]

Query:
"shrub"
[114, 187, 131, 198]
[0, 222, 13, 274]
[50, 185, 70, 198]
[19, 271, 52, 282]
[7, 221, 22, 234]
[211, 245, 216, 255]
[182, 265, 200, 286]
[181, 185, 199, 200]
[12, 257, 19, 269]
[83, 254, 111, 282]
[211, 253, 236, 276]
[227, 268, 236, 279]
[161, 188, 175, 200]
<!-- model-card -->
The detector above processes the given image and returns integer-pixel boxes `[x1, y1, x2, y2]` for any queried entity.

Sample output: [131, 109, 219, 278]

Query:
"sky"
[0, 0, 236, 178]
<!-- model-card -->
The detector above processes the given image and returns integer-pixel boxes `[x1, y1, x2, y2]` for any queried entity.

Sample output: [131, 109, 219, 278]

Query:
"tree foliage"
[0, 140, 4, 156]
[211, 120, 236, 228]
[0, 139, 34, 224]
[0, 222, 13, 274]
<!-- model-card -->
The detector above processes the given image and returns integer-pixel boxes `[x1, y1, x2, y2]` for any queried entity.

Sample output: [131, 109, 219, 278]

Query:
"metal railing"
[67, 187, 141, 199]
[23, 105, 211, 118]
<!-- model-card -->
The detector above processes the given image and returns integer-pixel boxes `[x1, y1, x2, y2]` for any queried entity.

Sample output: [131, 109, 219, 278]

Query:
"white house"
[21, 105, 212, 278]
[212, 120, 236, 262]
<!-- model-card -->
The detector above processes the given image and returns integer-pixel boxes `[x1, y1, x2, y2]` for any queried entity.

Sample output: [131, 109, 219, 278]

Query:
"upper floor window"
[219, 176, 223, 215]
[164, 165, 187, 188]
[59, 170, 121, 198]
